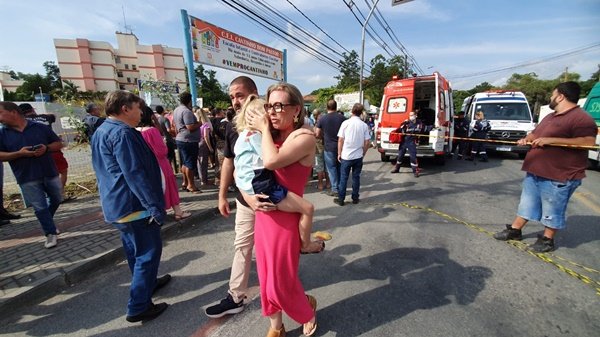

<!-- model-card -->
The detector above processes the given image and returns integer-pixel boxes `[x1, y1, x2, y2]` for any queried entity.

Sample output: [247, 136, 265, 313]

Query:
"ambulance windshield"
[474, 103, 531, 121]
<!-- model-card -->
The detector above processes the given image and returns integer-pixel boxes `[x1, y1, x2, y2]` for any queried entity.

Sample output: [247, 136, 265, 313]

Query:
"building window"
[119, 85, 125, 90]
[117, 71, 123, 77]
[127, 77, 131, 83]
[125, 64, 129, 70]
[115, 56, 121, 63]
[132, 64, 137, 70]
[134, 78, 138, 84]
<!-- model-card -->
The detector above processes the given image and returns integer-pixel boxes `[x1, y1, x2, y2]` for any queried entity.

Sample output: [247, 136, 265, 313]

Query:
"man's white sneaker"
[45, 234, 57, 249]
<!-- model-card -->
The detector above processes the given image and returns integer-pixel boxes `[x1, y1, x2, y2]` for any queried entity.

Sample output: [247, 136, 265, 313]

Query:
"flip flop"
[186, 188, 202, 194]
[174, 211, 192, 221]
[303, 295, 318, 336]
[312, 231, 332, 241]
[301, 241, 325, 255]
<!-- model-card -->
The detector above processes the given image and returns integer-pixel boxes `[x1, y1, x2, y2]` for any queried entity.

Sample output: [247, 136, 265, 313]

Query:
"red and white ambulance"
[375, 72, 454, 164]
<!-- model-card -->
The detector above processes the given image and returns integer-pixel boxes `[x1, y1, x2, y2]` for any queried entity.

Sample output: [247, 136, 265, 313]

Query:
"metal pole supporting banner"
[360, 0, 381, 105]
[180, 9, 197, 104]
[283, 49, 287, 83]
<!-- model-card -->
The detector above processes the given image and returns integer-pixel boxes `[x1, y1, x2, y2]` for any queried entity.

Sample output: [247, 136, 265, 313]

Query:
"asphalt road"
[1, 150, 599, 337]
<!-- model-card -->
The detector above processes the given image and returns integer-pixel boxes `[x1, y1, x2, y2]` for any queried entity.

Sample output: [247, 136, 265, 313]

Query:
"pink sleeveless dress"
[139, 127, 180, 210]
[254, 158, 314, 323]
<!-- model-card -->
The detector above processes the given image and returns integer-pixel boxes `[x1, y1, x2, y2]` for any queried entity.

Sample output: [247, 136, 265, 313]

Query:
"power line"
[219, 0, 341, 70]
[285, 0, 352, 55]
[369, 1, 424, 74]
[250, 0, 352, 67]
[449, 42, 600, 79]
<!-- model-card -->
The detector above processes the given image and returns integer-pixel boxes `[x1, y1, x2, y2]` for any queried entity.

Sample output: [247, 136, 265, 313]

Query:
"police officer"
[390, 111, 423, 177]
[451, 110, 470, 159]
[467, 110, 492, 162]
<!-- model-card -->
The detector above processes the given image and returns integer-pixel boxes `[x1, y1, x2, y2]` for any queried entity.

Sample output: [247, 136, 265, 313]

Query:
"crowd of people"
[0, 79, 595, 335]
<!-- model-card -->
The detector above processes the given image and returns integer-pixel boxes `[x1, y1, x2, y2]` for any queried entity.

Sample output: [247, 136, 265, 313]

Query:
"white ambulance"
[461, 91, 535, 158]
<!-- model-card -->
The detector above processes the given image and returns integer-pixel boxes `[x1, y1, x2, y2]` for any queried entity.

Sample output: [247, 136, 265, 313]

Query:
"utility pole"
[564, 66, 568, 82]
[359, 0, 381, 106]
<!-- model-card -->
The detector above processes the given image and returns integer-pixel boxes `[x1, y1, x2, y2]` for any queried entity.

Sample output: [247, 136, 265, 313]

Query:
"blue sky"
[1, 0, 599, 97]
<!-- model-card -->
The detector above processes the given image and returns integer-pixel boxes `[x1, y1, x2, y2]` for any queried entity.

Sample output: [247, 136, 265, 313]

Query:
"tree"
[14, 73, 52, 101]
[53, 80, 80, 101]
[195, 64, 229, 107]
[43, 61, 62, 90]
[504, 73, 556, 115]
[335, 50, 360, 90]
[309, 86, 339, 110]
[364, 54, 407, 107]
[580, 64, 600, 96]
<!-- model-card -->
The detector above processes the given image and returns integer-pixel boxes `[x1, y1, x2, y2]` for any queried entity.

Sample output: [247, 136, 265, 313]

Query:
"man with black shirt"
[315, 100, 346, 196]
[205, 76, 261, 318]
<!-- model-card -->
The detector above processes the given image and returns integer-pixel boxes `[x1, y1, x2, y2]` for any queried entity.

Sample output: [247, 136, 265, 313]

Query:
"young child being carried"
[233, 95, 324, 254]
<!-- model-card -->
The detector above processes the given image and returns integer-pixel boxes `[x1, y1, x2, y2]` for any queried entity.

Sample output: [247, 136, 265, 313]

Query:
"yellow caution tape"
[364, 201, 600, 296]
[396, 133, 600, 150]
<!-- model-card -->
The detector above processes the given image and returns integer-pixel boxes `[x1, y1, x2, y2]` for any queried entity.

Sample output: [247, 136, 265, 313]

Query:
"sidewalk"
[0, 181, 230, 316]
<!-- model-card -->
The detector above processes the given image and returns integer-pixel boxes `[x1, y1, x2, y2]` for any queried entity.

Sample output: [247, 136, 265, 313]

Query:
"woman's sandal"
[265, 324, 286, 337]
[303, 295, 317, 336]
[186, 188, 202, 194]
[174, 211, 192, 221]
[300, 241, 325, 255]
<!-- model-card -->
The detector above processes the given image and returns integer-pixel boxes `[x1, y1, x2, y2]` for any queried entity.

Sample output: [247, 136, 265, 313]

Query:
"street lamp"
[359, 0, 381, 106]
[359, 0, 414, 104]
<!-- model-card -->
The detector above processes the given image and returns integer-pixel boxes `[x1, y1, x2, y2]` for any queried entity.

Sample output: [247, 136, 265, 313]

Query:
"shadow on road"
[300, 245, 492, 336]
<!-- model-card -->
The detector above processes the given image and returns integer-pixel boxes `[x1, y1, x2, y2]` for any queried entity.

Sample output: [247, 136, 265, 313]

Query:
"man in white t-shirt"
[334, 103, 371, 206]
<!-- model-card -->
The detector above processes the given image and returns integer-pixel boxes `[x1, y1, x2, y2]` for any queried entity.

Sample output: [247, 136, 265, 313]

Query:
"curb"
[0, 202, 235, 317]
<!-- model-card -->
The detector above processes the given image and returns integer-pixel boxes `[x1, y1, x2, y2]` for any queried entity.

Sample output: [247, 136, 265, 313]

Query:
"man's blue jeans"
[338, 157, 363, 202]
[20, 176, 62, 235]
[113, 218, 163, 316]
[323, 151, 340, 193]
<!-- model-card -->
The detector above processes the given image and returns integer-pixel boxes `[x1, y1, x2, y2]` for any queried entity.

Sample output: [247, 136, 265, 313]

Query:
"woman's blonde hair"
[475, 111, 484, 118]
[194, 107, 210, 124]
[234, 94, 266, 133]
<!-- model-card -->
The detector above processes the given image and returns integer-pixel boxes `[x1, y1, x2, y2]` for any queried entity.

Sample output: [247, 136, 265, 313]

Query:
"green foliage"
[310, 86, 339, 109]
[140, 75, 179, 110]
[335, 51, 360, 91]
[14, 73, 52, 101]
[43, 61, 62, 90]
[195, 64, 229, 107]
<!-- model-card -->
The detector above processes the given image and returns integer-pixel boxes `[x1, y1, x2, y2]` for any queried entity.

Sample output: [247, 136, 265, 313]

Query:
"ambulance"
[375, 72, 453, 164]
[461, 90, 535, 158]
[582, 82, 600, 168]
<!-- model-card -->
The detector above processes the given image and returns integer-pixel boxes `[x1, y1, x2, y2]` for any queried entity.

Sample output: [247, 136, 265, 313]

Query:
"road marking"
[573, 191, 600, 214]
[364, 201, 600, 296]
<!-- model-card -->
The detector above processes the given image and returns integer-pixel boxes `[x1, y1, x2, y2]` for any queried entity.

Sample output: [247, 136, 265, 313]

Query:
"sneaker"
[126, 302, 169, 322]
[333, 198, 345, 206]
[493, 224, 522, 241]
[45, 234, 58, 249]
[529, 234, 555, 253]
[205, 294, 244, 318]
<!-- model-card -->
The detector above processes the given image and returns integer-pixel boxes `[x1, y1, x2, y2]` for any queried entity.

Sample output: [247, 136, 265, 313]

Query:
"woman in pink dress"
[245, 83, 318, 337]
[137, 106, 191, 220]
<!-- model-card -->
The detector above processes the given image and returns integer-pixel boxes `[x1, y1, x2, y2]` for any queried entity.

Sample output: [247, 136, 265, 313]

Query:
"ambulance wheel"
[381, 153, 391, 162]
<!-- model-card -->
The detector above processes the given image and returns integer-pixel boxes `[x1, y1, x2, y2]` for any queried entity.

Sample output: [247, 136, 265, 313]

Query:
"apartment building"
[54, 32, 187, 92]
[0, 71, 25, 93]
